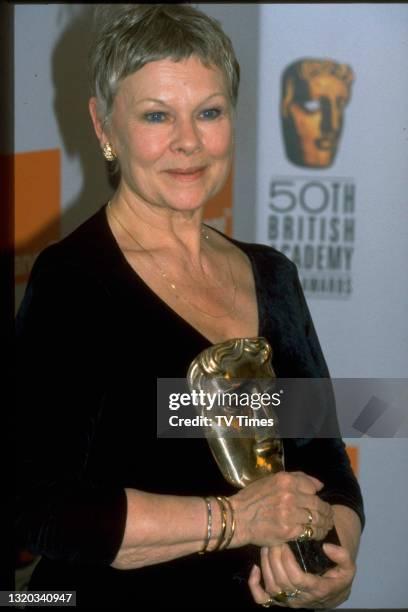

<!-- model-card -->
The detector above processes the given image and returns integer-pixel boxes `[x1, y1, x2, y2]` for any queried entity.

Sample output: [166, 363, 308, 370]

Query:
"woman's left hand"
[248, 541, 356, 609]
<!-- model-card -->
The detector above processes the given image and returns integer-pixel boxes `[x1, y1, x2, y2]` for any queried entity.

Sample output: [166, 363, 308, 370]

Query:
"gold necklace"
[107, 201, 237, 319]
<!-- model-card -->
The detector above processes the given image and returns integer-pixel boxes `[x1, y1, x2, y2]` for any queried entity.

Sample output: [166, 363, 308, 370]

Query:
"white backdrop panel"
[257, 5, 408, 608]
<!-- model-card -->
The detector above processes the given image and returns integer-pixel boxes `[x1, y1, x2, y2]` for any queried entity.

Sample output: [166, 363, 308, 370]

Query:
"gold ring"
[273, 591, 289, 604]
[273, 588, 301, 604]
[305, 507, 313, 525]
[298, 524, 314, 540]
[261, 597, 274, 607]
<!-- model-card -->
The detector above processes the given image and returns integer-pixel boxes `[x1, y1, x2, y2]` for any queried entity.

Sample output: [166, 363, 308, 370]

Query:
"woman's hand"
[230, 471, 334, 548]
[248, 542, 356, 609]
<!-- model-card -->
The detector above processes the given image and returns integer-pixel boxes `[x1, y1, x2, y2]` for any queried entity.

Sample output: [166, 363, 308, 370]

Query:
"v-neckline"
[102, 204, 264, 347]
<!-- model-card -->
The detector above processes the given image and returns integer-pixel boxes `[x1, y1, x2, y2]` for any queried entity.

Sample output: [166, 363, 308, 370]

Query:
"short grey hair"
[88, 3, 240, 123]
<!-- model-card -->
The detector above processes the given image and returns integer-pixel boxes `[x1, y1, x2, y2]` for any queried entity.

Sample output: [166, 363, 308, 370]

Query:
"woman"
[16, 4, 364, 609]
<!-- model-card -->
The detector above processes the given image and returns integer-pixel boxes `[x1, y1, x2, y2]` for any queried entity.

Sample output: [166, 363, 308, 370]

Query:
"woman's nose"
[170, 117, 202, 155]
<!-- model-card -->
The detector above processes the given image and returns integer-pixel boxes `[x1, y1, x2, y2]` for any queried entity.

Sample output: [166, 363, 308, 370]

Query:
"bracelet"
[219, 496, 236, 550]
[212, 496, 228, 552]
[198, 496, 212, 554]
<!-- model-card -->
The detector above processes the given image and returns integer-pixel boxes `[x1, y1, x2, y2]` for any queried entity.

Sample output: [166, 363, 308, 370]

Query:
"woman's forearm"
[111, 474, 341, 571]
[333, 504, 362, 561]
[110, 488, 223, 570]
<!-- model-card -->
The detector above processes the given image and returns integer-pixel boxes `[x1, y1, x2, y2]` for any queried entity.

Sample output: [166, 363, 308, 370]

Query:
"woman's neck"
[109, 188, 209, 269]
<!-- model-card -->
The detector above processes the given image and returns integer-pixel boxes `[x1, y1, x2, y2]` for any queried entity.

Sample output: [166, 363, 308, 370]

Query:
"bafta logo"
[281, 58, 355, 168]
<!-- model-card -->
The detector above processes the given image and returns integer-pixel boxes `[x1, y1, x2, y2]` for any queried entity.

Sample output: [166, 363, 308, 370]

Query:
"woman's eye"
[200, 108, 222, 120]
[144, 112, 167, 123]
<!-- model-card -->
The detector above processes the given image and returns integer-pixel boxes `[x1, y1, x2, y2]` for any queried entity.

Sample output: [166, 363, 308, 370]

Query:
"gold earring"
[103, 142, 116, 161]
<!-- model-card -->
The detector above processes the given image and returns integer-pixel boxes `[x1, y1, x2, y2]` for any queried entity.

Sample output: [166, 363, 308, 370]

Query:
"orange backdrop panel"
[346, 445, 359, 477]
[203, 168, 233, 236]
[15, 149, 61, 284]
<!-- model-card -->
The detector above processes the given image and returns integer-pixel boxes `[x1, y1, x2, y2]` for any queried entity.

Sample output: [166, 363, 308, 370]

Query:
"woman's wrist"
[199, 495, 237, 553]
[332, 504, 361, 561]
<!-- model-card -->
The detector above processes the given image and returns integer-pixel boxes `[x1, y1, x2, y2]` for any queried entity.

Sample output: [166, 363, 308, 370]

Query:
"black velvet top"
[15, 204, 364, 610]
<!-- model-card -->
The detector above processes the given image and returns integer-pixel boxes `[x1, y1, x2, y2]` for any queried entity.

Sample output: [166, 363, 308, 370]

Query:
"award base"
[288, 526, 340, 575]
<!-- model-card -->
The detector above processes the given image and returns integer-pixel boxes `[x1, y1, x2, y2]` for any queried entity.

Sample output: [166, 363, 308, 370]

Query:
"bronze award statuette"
[187, 337, 340, 576]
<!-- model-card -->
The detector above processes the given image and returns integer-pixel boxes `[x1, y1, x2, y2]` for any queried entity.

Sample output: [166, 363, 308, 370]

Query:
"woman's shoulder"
[30, 205, 110, 281]
[16, 207, 113, 327]
[208, 226, 298, 279]
[233, 237, 296, 269]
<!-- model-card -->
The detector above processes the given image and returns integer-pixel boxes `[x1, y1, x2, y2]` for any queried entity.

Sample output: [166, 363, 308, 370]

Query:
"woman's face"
[107, 56, 234, 214]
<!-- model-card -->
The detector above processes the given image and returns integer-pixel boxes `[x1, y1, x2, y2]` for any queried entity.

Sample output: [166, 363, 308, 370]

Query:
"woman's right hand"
[229, 471, 334, 548]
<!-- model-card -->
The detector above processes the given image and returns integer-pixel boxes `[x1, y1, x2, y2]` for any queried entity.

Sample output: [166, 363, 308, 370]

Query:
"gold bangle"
[198, 496, 212, 554]
[212, 496, 227, 552]
[219, 496, 236, 550]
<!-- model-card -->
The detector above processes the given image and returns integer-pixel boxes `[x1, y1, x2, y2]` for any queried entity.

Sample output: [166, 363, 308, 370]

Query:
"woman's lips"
[165, 166, 207, 181]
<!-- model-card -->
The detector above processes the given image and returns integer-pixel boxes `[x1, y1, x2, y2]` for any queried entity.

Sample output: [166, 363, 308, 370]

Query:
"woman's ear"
[88, 97, 104, 143]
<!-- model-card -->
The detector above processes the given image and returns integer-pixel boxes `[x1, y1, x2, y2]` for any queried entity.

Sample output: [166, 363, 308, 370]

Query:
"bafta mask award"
[187, 337, 339, 576]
